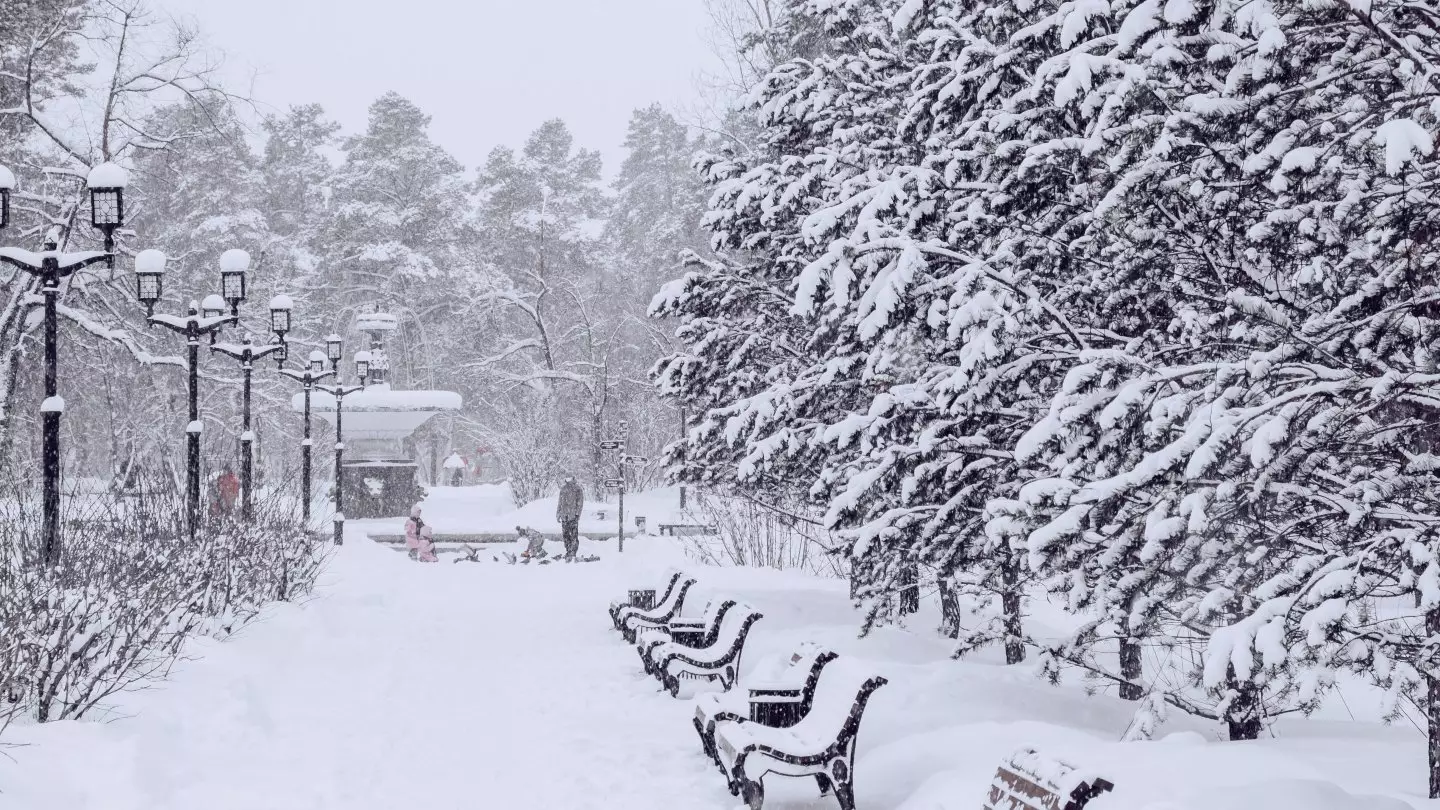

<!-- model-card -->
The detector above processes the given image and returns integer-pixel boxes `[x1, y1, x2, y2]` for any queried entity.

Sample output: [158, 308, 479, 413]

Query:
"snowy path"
[7, 533, 738, 810]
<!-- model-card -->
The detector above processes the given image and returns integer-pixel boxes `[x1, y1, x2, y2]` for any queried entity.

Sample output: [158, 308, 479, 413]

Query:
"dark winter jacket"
[557, 479, 584, 521]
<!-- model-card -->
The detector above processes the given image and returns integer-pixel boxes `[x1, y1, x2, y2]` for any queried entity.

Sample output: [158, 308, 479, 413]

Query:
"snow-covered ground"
[3, 486, 1435, 809]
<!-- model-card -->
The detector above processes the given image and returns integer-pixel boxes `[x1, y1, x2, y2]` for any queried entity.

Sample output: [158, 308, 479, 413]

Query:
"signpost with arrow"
[599, 420, 631, 552]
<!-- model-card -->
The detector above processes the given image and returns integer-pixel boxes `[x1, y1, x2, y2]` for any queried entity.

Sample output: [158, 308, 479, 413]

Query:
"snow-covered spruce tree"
[651, 1, 894, 568]
[1016, 0, 1440, 751]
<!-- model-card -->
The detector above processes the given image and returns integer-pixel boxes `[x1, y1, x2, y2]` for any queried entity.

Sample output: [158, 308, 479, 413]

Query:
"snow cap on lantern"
[201, 294, 227, 318]
[86, 162, 129, 189]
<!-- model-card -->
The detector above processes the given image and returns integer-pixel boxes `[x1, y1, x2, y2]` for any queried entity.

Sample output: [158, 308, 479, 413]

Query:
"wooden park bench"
[693, 643, 840, 768]
[982, 748, 1113, 810]
[658, 523, 718, 536]
[657, 605, 764, 697]
[714, 659, 888, 810]
[609, 570, 682, 631]
[619, 576, 699, 644]
[636, 597, 738, 676]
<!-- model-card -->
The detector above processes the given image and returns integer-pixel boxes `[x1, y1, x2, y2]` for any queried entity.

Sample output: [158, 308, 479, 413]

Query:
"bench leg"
[834, 778, 856, 810]
[742, 778, 765, 810]
[815, 773, 833, 797]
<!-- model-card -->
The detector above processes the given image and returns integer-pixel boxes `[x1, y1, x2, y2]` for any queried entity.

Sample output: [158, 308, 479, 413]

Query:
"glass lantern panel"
[137, 273, 161, 302]
[91, 189, 122, 227]
[222, 271, 245, 301]
[271, 309, 290, 333]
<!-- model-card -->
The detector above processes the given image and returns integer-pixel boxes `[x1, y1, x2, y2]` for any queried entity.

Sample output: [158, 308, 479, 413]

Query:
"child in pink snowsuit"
[404, 505, 423, 560]
[416, 525, 438, 563]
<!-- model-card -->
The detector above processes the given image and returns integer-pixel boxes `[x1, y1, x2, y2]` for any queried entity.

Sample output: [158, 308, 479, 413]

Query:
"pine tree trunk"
[1002, 551, 1025, 664]
[1224, 663, 1263, 740]
[1119, 636, 1143, 700]
[591, 409, 603, 498]
[1429, 606, 1440, 799]
[898, 559, 919, 615]
[938, 574, 960, 638]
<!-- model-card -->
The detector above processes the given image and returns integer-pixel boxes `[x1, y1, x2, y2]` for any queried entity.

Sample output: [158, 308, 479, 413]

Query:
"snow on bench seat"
[692, 642, 838, 766]
[983, 747, 1113, 810]
[714, 657, 888, 810]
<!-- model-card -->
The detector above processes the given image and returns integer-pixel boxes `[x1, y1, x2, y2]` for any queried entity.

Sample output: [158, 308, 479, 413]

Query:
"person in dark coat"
[556, 475, 584, 561]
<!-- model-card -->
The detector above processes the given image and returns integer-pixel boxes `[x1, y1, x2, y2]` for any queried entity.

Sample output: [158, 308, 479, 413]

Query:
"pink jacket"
[405, 517, 422, 550]
[417, 526, 437, 562]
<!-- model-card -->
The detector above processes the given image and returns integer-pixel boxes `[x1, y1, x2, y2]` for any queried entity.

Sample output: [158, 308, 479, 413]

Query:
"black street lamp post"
[133, 249, 243, 538]
[279, 350, 334, 529]
[316, 335, 367, 546]
[0, 161, 130, 567]
[210, 332, 286, 519]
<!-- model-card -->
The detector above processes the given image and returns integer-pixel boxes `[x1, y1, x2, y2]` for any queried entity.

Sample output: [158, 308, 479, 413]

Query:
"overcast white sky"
[156, 0, 726, 176]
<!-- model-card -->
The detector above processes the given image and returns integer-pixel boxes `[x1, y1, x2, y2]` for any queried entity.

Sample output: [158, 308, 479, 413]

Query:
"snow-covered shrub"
[684, 491, 847, 577]
[0, 486, 327, 723]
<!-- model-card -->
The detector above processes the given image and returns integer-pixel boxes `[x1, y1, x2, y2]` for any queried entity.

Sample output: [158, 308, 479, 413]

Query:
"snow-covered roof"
[309, 349, 328, 363]
[87, 162, 129, 189]
[219, 249, 250, 272]
[302, 384, 462, 413]
[201, 294, 226, 311]
[356, 312, 398, 332]
[269, 294, 294, 310]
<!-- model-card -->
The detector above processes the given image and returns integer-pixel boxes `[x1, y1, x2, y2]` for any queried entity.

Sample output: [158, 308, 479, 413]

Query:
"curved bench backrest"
[653, 570, 684, 608]
[698, 599, 739, 647]
[796, 649, 841, 715]
[785, 664, 888, 758]
[654, 578, 697, 623]
[836, 675, 888, 754]
[716, 608, 764, 666]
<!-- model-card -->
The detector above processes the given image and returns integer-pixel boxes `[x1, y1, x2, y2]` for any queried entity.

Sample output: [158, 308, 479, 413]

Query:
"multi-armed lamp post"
[315, 335, 368, 545]
[210, 306, 289, 519]
[279, 350, 334, 529]
[0, 161, 129, 567]
[132, 249, 251, 538]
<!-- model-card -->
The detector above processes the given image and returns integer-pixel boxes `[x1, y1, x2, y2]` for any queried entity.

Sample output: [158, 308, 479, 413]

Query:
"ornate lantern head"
[325, 333, 343, 365]
[219, 249, 249, 310]
[86, 162, 128, 232]
[134, 249, 166, 316]
[355, 350, 372, 380]
[269, 294, 293, 336]
[308, 349, 327, 374]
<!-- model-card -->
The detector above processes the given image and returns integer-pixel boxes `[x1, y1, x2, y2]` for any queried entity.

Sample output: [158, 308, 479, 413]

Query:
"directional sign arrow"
[599, 440, 623, 450]
[623, 455, 649, 464]
[603, 478, 624, 488]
